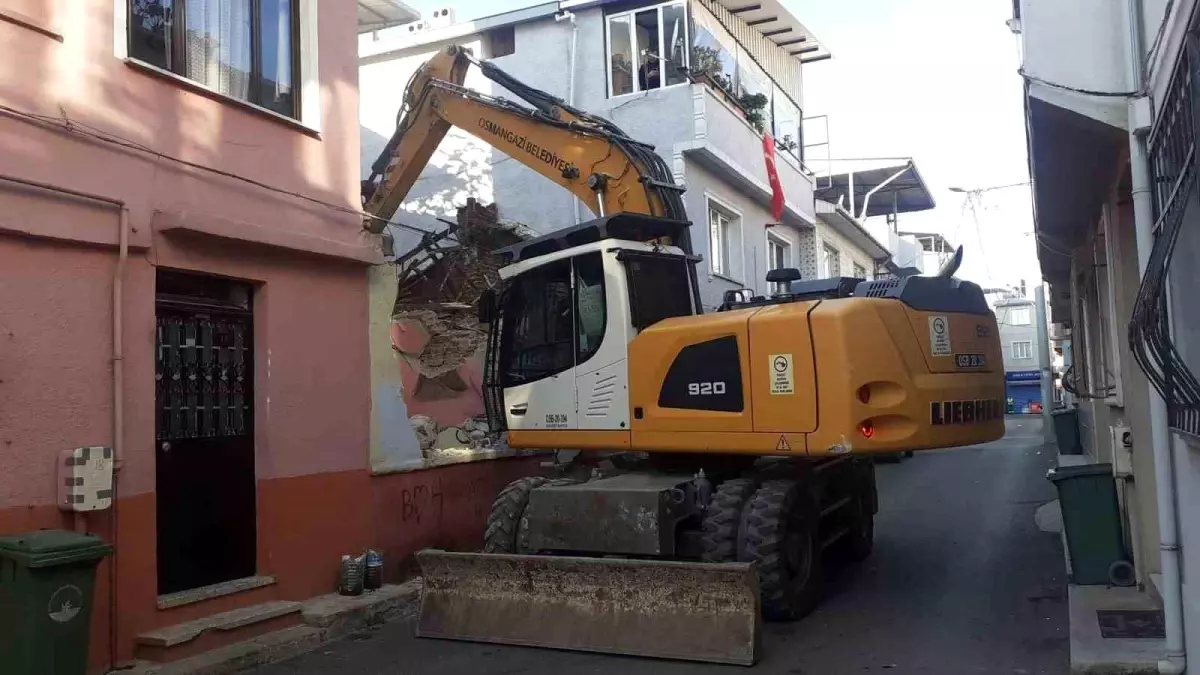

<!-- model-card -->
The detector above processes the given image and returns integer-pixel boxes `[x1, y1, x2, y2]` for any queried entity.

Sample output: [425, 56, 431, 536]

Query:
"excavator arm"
[361, 46, 688, 237]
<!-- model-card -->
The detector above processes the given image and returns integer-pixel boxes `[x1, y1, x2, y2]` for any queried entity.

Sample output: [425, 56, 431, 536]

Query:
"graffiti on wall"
[370, 200, 538, 473]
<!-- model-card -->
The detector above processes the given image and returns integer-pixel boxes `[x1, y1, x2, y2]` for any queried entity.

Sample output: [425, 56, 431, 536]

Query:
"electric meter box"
[57, 446, 114, 512]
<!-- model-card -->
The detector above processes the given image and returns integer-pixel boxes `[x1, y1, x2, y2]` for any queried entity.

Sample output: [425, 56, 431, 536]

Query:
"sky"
[394, 0, 1041, 289]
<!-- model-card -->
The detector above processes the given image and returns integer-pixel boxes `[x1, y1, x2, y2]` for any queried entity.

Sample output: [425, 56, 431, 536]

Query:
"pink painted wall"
[0, 0, 367, 506]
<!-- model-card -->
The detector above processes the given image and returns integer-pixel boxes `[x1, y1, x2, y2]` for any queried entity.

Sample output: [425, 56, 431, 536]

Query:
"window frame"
[1012, 340, 1034, 360]
[605, 0, 690, 99]
[706, 194, 743, 282]
[1008, 307, 1033, 326]
[853, 262, 867, 280]
[125, 0, 303, 121]
[821, 243, 841, 278]
[765, 230, 793, 294]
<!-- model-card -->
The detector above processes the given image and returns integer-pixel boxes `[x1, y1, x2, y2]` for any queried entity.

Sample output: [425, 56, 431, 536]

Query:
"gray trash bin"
[1047, 463, 1134, 586]
[1051, 408, 1083, 455]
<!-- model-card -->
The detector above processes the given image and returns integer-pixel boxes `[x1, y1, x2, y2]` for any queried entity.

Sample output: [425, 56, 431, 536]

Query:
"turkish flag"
[762, 132, 785, 223]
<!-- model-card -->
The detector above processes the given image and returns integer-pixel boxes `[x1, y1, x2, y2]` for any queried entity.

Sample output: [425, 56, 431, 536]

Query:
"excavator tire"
[840, 496, 875, 562]
[700, 478, 758, 562]
[739, 479, 823, 622]
[483, 476, 549, 553]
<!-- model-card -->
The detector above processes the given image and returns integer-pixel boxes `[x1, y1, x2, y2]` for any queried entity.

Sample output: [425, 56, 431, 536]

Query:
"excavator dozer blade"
[415, 550, 761, 666]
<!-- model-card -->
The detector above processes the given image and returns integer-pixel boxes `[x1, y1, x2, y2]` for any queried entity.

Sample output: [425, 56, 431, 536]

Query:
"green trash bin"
[1051, 408, 1083, 455]
[1047, 463, 1134, 586]
[0, 530, 112, 675]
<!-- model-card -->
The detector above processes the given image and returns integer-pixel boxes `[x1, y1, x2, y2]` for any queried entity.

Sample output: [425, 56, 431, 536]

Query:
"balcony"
[678, 83, 816, 227]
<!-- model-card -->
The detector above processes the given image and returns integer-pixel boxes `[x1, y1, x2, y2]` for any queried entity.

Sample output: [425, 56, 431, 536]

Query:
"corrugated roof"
[358, 0, 420, 33]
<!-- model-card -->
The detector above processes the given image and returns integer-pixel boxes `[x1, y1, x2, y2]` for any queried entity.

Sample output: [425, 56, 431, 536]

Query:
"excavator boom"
[363, 46, 688, 232]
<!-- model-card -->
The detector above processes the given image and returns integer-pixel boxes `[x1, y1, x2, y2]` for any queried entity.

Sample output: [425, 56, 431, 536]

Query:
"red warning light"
[859, 421, 875, 439]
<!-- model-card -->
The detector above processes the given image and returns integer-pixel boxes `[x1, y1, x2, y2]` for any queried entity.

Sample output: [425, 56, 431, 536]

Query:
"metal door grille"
[156, 312, 252, 441]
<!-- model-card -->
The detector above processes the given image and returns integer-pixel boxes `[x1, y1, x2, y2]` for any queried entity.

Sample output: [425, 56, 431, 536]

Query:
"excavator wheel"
[700, 478, 758, 562]
[483, 476, 550, 553]
[840, 496, 875, 562]
[739, 479, 823, 622]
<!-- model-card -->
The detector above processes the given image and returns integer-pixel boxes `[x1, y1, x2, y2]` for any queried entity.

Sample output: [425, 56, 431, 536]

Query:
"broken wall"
[369, 200, 534, 472]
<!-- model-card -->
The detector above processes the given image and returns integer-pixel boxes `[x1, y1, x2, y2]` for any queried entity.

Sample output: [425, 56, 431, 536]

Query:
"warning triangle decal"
[776, 435, 791, 451]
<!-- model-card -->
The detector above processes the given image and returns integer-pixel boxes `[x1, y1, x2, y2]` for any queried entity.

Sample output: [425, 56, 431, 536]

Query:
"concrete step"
[134, 600, 304, 663]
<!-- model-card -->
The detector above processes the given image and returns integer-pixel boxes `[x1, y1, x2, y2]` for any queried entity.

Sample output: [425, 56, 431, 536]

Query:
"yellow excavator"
[362, 46, 1005, 666]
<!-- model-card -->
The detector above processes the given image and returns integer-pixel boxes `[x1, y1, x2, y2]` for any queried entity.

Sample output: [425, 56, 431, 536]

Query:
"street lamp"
[948, 182, 1030, 194]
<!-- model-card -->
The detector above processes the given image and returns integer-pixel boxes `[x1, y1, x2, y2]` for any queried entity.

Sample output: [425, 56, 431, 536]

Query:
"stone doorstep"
[136, 602, 304, 648]
[1068, 584, 1166, 675]
[115, 580, 423, 675]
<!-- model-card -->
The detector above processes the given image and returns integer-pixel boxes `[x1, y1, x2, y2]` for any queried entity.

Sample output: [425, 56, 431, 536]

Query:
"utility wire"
[0, 102, 436, 235]
[1017, 68, 1138, 98]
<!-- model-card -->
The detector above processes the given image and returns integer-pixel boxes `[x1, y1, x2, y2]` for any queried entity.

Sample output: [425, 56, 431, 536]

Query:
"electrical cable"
[1017, 68, 1138, 97]
[0, 102, 437, 236]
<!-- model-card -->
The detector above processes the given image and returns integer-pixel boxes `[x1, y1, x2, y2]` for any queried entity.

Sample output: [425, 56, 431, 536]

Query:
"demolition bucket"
[415, 550, 761, 666]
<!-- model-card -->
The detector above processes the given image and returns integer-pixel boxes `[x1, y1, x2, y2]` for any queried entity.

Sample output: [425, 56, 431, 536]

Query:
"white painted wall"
[1017, 0, 1130, 128]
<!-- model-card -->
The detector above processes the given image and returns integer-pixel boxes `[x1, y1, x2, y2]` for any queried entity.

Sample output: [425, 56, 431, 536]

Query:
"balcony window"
[691, 3, 737, 93]
[606, 1, 689, 97]
[772, 84, 801, 161]
[735, 46, 772, 133]
[129, 0, 299, 118]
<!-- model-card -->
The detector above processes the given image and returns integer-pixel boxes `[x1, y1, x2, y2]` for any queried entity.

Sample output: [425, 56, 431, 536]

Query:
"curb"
[113, 579, 422, 675]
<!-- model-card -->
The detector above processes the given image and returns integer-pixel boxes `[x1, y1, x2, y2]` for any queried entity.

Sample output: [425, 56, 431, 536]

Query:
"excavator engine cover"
[416, 550, 761, 665]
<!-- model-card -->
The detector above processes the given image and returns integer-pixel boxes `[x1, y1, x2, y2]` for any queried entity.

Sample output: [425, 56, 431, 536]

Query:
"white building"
[358, 0, 900, 310]
[1017, 0, 1200, 670]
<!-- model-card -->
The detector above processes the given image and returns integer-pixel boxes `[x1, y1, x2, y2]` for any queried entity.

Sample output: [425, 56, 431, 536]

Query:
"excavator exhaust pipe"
[415, 550, 761, 666]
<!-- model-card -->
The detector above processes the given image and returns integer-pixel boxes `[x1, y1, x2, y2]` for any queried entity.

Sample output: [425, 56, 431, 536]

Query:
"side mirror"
[478, 289, 497, 324]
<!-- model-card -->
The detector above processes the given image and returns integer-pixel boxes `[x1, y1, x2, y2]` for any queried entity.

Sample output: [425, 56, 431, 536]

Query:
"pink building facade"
[0, 1, 544, 670]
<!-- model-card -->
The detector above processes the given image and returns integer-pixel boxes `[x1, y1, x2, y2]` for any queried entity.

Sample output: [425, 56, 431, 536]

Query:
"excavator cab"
[477, 214, 700, 436]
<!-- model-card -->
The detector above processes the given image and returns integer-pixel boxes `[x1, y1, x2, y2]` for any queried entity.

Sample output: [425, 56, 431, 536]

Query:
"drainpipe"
[1125, 0, 1186, 672]
[0, 173, 128, 670]
[555, 9, 581, 224]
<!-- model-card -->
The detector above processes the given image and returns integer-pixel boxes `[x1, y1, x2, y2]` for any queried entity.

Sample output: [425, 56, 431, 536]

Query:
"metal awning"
[814, 162, 935, 220]
[358, 0, 420, 33]
[712, 0, 831, 63]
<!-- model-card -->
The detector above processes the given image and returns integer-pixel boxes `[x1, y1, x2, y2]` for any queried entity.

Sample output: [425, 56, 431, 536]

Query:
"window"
[708, 199, 742, 280]
[690, 3, 736, 93]
[853, 263, 867, 280]
[772, 84, 801, 162]
[1008, 307, 1032, 326]
[485, 25, 515, 58]
[767, 235, 791, 294]
[606, 1, 688, 97]
[821, 244, 840, 278]
[1012, 341, 1033, 360]
[499, 254, 608, 387]
[129, 0, 299, 118]
[500, 259, 574, 386]
[735, 46, 772, 133]
[622, 251, 694, 329]
[574, 253, 606, 363]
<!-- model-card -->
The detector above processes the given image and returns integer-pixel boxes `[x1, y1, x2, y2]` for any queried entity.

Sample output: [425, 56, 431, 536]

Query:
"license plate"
[955, 353, 986, 368]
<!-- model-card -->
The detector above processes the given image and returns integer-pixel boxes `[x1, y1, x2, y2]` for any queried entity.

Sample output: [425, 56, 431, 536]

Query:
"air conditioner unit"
[1111, 425, 1133, 478]
[427, 7, 456, 27]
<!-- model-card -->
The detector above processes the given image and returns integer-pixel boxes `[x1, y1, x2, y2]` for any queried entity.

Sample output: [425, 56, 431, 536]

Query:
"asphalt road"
[254, 417, 1067, 675]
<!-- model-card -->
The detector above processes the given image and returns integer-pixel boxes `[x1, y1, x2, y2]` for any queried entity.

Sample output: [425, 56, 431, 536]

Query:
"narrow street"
[254, 418, 1067, 675]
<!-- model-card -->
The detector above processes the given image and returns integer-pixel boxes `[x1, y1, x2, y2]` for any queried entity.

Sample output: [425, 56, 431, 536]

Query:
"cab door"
[499, 258, 578, 431]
